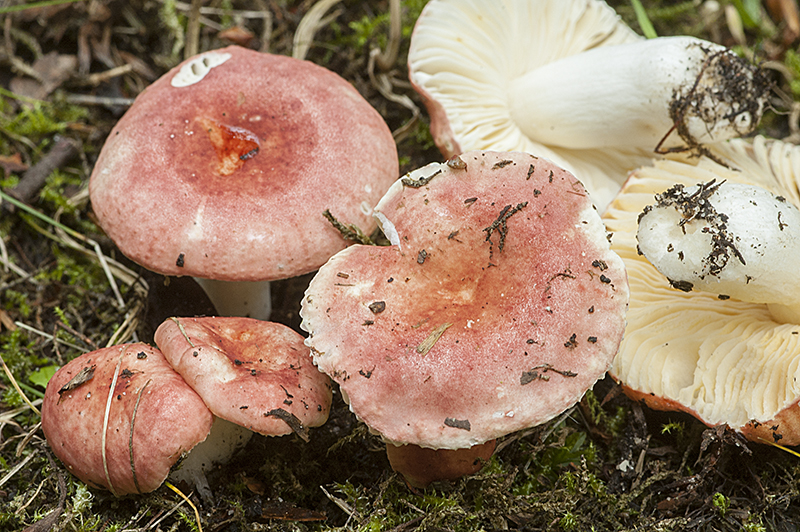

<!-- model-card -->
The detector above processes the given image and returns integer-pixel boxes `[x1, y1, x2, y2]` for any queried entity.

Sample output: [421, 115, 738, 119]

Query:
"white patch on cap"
[171, 52, 232, 88]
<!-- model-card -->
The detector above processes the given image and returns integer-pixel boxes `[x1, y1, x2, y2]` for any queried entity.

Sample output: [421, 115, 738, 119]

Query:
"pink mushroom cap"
[41, 344, 213, 495]
[301, 151, 629, 449]
[154, 316, 332, 439]
[89, 45, 398, 282]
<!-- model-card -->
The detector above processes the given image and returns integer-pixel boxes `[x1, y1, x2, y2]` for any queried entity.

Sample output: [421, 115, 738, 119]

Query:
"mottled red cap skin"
[41, 344, 213, 495]
[301, 151, 629, 449]
[154, 317, 332, 437]
[89, 45, 398, 281]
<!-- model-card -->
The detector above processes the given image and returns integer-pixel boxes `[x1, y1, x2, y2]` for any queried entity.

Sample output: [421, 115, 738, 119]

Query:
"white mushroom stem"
[193, 278, 272, 320]
[169, 417, 253, 502]
[507, 36, 767, 151]
[637, 180, 800, 323]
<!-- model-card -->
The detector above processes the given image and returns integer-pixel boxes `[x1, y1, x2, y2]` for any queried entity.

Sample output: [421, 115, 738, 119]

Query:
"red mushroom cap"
[301, 151, 629, 449]
[89, 45, 398, 282]
[41, 344, 213, 495]
[154, 316, 332, 439]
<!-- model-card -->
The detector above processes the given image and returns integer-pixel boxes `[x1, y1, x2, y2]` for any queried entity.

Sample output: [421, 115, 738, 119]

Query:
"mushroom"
[154, 316, 332, 440]
[300, 151, 629, 487]
[407, 0, 770, 209]
[637, 180, 800, 323]
[603, 135, 800, 444]
[42, 317, 333, 497]
[41, 344, 214, 496]
[89, 45, 398, 319]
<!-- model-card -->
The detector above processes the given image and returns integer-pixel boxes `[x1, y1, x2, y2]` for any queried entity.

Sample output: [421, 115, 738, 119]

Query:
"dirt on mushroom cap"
[301, 151, 629, 450]
[154, 317, 332, 438]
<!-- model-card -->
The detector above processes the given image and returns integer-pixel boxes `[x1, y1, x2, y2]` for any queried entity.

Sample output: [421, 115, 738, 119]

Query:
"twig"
[81, 64, 135, 87]
[185, 0, 203, 59]
[5, 136, 80, 205]
[63, 93, 135, 107]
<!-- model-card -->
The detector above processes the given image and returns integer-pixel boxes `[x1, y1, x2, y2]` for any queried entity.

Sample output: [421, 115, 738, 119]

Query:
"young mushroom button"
[301, 150, 629, 487]
[89, 45, 398, 320]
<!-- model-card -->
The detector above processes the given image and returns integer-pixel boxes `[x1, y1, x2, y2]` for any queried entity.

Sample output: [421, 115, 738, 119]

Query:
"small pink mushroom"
[41, 344, 213, 496]
[154, 316, 332, 439]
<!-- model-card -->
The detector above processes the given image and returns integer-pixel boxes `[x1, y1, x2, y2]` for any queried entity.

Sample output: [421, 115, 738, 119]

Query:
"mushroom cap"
[41, 344, 213, 495]
[603, 136, 800, 444]
[301, 151, 629, 449]
[407, 0, 648, 209]
[154, 316, 332, 438]
[89, 45, 398, 282]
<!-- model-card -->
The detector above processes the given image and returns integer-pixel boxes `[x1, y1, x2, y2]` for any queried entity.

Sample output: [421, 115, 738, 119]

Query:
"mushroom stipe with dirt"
[604, 136, 800, 445]
[407, 0, 769, 210]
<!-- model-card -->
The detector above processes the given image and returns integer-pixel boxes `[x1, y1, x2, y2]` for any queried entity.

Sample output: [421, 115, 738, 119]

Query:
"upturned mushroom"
[301, 151, 629, 487]
[637, 180, 800, 323]
[604, 136, 800, 444]
[41, 344, 214, 496]
[89, 45, 398, 319]
[408, 0, 770, 209]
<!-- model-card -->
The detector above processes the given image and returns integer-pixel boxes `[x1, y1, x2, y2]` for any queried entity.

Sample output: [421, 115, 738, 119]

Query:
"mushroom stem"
[193, 278, 272, 320]
[385, 440, 496, 489]
[507, 36, 768, 151]
[169, 416, 253, 503]
[637, 180, 800, 323]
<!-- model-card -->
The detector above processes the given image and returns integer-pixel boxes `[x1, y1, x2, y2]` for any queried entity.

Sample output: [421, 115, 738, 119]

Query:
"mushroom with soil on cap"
[41, 343, 216, 496]
[89, 45, 398, 320]
[407, 0, 770, 209]
[154, 316, 332, 443]
[42, 317, 332, 498]
[603, 135, 800, 444]
[300, 150, 629, 487]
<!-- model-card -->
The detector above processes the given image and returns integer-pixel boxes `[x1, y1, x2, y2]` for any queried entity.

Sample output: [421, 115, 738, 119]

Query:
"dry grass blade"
[102, 348, 126, 497]
[292, 0, 343, 61]
[164, 481, 203, 532]
[0, 453, 34, 489]
[0, 354, 40, 416]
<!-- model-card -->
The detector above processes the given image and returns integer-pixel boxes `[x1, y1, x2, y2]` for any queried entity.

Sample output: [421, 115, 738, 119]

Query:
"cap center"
[199, 118, 260, 176]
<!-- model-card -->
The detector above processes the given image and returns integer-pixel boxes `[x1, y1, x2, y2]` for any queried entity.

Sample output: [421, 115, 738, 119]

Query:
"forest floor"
[3, 0, 800, 531]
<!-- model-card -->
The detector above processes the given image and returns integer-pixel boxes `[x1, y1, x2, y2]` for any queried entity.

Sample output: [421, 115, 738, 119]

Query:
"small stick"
[6, 136, 79, 205]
